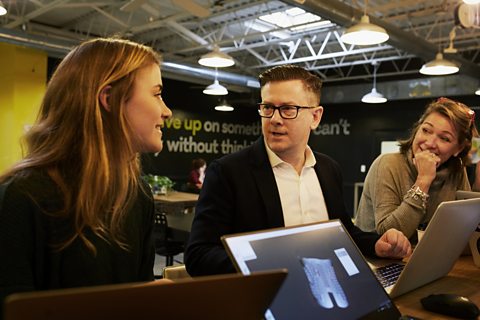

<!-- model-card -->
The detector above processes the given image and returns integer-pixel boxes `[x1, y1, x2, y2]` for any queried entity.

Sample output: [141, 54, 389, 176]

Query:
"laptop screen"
[222, 220, 401, 320]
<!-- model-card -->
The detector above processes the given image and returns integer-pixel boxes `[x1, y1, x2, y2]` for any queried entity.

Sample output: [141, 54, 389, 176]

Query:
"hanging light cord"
[373, 61, 378, 89]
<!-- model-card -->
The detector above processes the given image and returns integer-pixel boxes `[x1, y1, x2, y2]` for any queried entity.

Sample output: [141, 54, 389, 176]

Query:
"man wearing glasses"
[185, 65, 411, 276]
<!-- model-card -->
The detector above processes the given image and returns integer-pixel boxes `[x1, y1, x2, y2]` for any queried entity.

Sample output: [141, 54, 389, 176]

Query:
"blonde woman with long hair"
[0, 38, 172, 306]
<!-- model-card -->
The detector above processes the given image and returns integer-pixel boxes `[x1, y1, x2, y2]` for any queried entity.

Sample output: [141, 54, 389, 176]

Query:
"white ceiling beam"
[5, 0, 71, 29]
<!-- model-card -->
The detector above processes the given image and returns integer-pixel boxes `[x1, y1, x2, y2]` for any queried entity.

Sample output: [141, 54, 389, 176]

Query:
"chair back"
[153, 211, 184, 267]
[162, 265, 191, 280]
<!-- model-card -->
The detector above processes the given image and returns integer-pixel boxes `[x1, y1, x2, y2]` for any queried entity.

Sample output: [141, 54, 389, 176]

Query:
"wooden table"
[394, 256, 480, 319]
[154, 191, 198, 216]
[153, 191, 199, 207]
[153, 191, 198, 241]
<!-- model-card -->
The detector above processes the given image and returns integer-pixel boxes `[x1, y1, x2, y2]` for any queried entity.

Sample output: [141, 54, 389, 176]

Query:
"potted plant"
[144, 174, 175, 195]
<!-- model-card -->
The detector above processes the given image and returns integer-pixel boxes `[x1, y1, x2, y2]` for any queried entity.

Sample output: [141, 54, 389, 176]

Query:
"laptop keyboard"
[373, 263, 405, 288]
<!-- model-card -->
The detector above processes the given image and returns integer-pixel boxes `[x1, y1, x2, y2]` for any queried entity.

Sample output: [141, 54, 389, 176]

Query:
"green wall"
[0, 42, 46, 172]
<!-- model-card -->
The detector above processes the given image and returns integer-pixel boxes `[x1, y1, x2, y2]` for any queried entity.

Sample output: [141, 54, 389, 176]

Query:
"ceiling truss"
[0, 0, 479, 88]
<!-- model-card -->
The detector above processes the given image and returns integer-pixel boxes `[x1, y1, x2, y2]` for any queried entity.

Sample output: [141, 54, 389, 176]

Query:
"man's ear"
[310, 106, 324, 130]
[99, 85, 112, 112]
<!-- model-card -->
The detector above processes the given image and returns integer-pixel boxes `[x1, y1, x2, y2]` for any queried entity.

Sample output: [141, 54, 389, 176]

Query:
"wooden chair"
[162, 264, 191, 280]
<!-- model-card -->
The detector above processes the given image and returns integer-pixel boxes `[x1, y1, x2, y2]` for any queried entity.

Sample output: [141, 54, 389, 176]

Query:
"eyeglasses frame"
[257, 103, 319, 119]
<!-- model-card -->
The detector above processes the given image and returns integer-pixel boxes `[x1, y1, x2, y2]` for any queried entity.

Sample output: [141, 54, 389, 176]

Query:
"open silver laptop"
[456, 190, 480, 200]
[222, 220, 403, 320]
[373, 197, 480, 298]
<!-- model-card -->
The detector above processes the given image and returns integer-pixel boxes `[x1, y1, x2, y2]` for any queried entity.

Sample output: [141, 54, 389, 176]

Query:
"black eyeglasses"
[257, 103, 317, 119]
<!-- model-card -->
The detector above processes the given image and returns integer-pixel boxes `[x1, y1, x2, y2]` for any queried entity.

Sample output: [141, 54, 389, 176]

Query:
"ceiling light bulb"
[203, 80, 228, 95]
[340, 15, 389, 46]
[198, 46, 235, 68]
[419, 53, 459, 76]
[362, 88, 387, 103]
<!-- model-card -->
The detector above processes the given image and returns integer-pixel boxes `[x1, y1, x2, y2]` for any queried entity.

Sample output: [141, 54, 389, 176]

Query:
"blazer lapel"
[249, 138, 284, 227]
[313, 158, 333, 218]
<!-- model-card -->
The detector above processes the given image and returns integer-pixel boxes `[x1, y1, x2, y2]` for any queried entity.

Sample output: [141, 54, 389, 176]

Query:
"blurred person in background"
[187, 158, 206, 193]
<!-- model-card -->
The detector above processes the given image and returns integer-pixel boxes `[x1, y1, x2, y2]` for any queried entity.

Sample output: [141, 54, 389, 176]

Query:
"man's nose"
[270, 108, 283, 122]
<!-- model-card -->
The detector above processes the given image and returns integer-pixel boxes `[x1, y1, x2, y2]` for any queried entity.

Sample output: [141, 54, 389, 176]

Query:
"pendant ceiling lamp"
[475, 88, 480, 95]
[198, 45, 235, 68]
[362, 62, 387, 104]
[215, 100, 234, 112]
[340, 0, 389, 46]
[419, 52, 459, 76]
[0, 1, 7, 16]
[203, 68, 228, 95]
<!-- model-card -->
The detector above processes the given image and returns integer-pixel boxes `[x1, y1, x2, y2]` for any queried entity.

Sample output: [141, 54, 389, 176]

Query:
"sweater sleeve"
[370, 155, 425, 238]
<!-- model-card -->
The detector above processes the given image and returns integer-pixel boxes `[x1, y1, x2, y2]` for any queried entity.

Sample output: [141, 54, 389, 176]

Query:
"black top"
[185, 137, 380, 276]
[0, 170, 155, 313]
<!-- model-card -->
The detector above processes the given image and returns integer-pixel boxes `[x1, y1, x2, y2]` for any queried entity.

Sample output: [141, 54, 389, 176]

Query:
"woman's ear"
[99, 85, 112, 112]
[454, 142, 465, 157]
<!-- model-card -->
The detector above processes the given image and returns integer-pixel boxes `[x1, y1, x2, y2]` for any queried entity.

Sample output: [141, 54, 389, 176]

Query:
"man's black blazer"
[185, 137, 379, 276]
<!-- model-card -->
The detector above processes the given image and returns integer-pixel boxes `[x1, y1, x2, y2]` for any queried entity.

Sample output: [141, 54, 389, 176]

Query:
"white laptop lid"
[222, 220, 402, 320]
[389, 198, 480, 298]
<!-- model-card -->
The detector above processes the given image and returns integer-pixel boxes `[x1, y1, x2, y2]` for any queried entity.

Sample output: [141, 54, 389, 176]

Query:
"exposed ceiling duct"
[0, 26, 259, 93]
[322, 74, 480, 104]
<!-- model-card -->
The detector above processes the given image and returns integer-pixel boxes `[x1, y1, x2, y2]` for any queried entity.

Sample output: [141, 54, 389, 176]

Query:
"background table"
[154, 191, 199, 242]
[154, 191, 199, 209]
[154, 191, 198, 217]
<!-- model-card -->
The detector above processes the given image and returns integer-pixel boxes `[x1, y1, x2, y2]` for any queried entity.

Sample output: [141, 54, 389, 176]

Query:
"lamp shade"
[215, 101, 234, 111]
[362, 88, 387, 103]
[463, 0, 480, 4]
[340, 15, 389, 46]
[0, 1, 6, 16]
[419, 53, 459, 75]
[475, 88, 480, 96]
[198, 46, 235, 68]
[203, 80, 228, 95]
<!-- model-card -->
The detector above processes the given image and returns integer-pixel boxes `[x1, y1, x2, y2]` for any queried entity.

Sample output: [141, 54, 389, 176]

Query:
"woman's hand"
[413, 150, 439, 192]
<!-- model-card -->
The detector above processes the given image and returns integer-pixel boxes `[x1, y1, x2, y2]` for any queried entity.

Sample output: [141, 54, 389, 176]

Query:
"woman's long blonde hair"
[1, 38, 161, 252]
